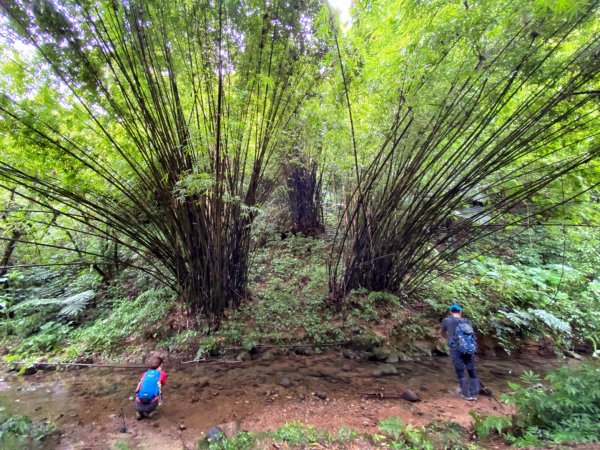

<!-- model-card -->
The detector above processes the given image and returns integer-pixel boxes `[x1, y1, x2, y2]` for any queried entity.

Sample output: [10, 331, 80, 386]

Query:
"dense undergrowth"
[194, 417, 472, 450]
[1, 222, 600, 363]
[1, 226, 600, 449]
[473, 361, 600, 447]
[0, 404, 56, 449]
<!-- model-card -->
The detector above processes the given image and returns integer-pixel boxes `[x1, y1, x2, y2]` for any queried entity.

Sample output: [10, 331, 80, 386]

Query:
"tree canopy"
[0, 0, 599, 322]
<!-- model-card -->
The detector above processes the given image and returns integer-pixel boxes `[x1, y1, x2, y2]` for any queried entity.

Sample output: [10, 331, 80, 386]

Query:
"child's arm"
[135, 372, 145, 393]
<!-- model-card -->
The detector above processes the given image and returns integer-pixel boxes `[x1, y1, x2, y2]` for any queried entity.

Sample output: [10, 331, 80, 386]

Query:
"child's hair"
[149, 356, 163, 370]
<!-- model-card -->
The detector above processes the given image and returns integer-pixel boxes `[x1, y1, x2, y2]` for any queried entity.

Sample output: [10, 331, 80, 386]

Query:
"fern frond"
[528, 309, 572, 336]
[58, 290, 95, 317]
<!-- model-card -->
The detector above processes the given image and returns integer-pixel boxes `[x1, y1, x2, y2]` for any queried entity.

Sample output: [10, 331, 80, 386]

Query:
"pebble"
[314, 391, 327, 400]
[179, 424, 186, 431]
[401, 390, 421, 402]
[278, 377, 292, 388]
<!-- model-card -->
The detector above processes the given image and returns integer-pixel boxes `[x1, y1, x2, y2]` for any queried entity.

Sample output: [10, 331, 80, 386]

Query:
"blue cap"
[449, 303, 462, 312]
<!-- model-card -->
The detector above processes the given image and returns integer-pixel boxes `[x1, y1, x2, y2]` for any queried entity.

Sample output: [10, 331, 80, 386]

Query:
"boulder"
[401, 390, 421, 402]
[564, 350, 583, 360]
[278, 377, 292, 388]
[294, 346, 314, 356]
[22, 366, 37, 376]
[235, 351, 252, 362]
[373, 364, 397, 377]
[349, 334, 381, 352]
[204, 427, 225, 444]
[341, 349, 359, 360]
[314, 391, 327, 400]
[372, 347, 390, 361]
[385, 353, 400, 364]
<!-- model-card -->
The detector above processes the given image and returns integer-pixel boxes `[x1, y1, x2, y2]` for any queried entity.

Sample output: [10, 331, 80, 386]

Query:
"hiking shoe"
[136, 411, 143, 420]
[470, 397, 478, 401]
[460, 395, 474, 401]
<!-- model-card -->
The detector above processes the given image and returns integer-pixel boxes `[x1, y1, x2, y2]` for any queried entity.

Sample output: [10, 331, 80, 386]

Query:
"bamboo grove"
[0, 0, 327, 321]
[0, 0, 599, 323]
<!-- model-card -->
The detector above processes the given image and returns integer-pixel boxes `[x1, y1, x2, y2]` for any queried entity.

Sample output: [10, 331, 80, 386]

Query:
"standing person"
[441, 304, 480, 401]
[134, 356, 167, 419]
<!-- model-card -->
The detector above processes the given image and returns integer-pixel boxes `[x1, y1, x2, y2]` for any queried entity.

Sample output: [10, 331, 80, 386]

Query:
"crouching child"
[134, 356, 167, 419]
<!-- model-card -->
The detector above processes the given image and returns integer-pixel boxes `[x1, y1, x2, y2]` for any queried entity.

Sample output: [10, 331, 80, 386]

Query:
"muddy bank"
[0, 352, 571, 449]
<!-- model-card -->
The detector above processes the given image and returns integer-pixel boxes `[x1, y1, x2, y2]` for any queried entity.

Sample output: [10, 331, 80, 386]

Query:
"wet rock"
[342, 349, 359, 360]
[314, 391, 327, 400]
[372, 347, 390, 361]
[205, 426, 225, 444]
[278, 377, 292, 388]
[194, 377, 210, 390]
[385, 353, 400, 364]
[235, 351, 252, 362]
[220, 421, 241, 437]
[22, 366, 37, 376]
[564, 350, 583, 360]
[373, 364, 397, 377]
[349, 334, 381, 352]
[260, 349, 279, 361]
[401, 390, 421, 402]
[410, 342, 433, 356]
[341, 364, 352, 372]
[306, 369, 329, 378]
[294, 346, 314, 356]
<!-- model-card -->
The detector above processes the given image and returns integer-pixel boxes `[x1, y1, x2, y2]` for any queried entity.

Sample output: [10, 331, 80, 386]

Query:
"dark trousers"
[451, 349, 477, 380]
[134, 399, 158, 414]
[450, 349, 479, 397]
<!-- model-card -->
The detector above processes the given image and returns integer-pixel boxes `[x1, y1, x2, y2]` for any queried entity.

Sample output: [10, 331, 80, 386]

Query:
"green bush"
[473, 362, 600, 446]
[0, 412, 55, 449]
[70, 287, 176, 354]
[422, 251, 600, 353]
[374, 417, 434, 449]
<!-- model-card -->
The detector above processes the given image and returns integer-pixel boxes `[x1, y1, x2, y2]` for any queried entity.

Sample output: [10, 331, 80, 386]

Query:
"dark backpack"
[137, 370, 160, 404]
[454, 319, 477, 355]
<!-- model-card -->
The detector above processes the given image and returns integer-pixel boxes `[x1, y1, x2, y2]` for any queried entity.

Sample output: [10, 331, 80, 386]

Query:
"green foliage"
[1, 268, 101, 343]
[11, 290, 96, 318]
[209, 236, 344, 349]
[70, 287, 175, 354]
[0, 411, 55, 449]
[375, 417, 434, 450]
[157, 329, 200, 353]
[270, 421, 321, 445]
[9, 321, 71, 358]
[474, 362, 600, 446]
[421, 225, 600, 353]
[112, 440, 132, 450]
[199, 423, 364, 449]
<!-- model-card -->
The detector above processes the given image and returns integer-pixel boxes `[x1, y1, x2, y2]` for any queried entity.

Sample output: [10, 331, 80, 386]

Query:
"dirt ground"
[0, 352, 580, 449]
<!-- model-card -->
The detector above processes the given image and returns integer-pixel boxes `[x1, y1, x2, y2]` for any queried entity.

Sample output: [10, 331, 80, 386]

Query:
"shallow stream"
[0, 352, 569, 449]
